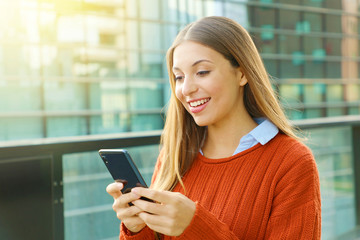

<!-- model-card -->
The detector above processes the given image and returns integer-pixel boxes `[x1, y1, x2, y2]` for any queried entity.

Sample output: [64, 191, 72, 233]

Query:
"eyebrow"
[172, 59, 213, 71]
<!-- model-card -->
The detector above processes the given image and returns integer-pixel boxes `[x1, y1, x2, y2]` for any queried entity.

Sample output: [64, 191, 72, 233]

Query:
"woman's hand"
[131, 188, 196, 236]
[106, 182, 146, 233]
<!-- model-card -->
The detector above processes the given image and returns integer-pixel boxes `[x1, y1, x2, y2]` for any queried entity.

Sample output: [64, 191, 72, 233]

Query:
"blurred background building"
[0, 0, 359, 239]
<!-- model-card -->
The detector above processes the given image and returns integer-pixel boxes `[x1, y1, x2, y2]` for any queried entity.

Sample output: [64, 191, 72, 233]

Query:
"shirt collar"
[248, 118, 279, 145]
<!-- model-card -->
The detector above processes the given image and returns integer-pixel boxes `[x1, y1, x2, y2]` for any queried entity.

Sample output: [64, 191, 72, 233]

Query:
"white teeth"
[190, 98, 209, 107]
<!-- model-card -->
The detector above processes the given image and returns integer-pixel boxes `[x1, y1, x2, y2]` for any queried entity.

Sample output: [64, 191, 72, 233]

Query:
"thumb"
[106, 182, 123, 199]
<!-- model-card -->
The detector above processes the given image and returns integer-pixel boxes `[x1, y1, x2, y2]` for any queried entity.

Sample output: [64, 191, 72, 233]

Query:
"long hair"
[151, 16, 299, 192]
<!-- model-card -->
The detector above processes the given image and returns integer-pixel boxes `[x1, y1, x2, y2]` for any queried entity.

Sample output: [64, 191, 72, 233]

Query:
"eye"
[174, 75, 184, 81]
[197, 70, 210, 77]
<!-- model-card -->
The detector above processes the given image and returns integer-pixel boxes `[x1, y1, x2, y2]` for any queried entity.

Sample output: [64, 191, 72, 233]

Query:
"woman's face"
[173, 41, 247, 127]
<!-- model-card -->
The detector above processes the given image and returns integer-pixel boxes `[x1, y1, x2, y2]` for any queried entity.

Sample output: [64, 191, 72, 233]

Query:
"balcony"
[0, 116, 359, 240]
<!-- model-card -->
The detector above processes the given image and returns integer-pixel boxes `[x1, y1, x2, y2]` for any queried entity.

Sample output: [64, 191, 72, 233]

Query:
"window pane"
[162, 0, 178, 22]
[344, 84, 360, 114]
[327, 84, 343, 102]
[187, 0, 203, 21]
[203, 0, 224, 16]
[126, 21, 139, 49]
[326, 85, 344, 116]
[0, 81, 42, 112]
[263, 59, 278, 77]
[129, 81, 164, 109]
[44, 82, 86, 111]
[279, 84, 304, 119]
[163, 24, 178, 48]
[326, 61, 341, 78]
[47, 117, 88, 137]
[140, 0, 160, 20]
[141, 22, 161, 50]
[325, 0, 342, 10]
[125, 0, 137, 18]
[325, 38, 341, 56]
[304, 36, 324, 55]
[40, 10, 57, 42]
[0, 117, 43, 140]
[325, 14, 342, 33]
[131, 114, 163, 131]
[128, 52, 164, 78]
[279, 10, 300, 30]
[224, 2, 249, 27]
[251, 7, 275, 28]
[304, 12, 322, 32]
[279, 84, 303, 104]
[178, 0, 190, 22]
[304, 84, 325, 118]
[252, 32, 276, 54]
[304, 60, 324, 78]
[2, 45, 41, 76]
[307, 126, 356, 238]
[278, 35, 301, 54]
[280, 60, 302, 78]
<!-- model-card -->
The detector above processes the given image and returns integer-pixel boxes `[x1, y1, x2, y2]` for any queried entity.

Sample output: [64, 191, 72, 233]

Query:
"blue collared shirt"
[233, 118, 279, 155]
[200, 118, 279, 156]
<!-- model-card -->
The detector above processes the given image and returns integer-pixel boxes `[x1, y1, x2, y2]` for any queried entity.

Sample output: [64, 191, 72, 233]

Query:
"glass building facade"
[1, 0, 360, 141]
[0, 0, 359, 239]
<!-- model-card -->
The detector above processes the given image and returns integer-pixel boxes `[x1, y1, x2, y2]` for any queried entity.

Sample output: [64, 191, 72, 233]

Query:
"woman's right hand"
[106, 182, 146, 233]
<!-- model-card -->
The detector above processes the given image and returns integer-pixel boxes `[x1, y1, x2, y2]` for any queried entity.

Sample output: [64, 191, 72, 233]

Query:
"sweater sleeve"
[119, 223, 155, 240]
[177, 203, 240, 240]
[264, 150, 321, 239]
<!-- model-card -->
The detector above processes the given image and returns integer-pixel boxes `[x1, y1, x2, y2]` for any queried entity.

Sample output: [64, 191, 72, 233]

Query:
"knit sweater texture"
[119, 133, 321, 239]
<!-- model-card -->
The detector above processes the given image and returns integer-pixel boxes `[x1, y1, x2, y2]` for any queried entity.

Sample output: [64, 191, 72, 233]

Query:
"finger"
[137, 212, 176, 236]
[113, 192, 142, 210]
[106, 182, 123, 199]
[122, 217, 146, 233]
[120, 191, 141, 205]
[137, 211, 169, 226]
[116, 205, 144, 219]
[131, 188, 175, 204]
[122, 215, 144, 224]
[132, 198, 167, 216]
[139, 212, 188, 237]
[147, 224, 174, 237]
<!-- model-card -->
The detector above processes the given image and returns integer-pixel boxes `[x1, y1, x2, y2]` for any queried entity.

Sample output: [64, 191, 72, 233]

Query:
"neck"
[202, 112, 258, 159]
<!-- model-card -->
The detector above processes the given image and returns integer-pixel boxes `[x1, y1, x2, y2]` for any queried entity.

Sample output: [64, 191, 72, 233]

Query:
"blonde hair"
[152, 16, 299, 191]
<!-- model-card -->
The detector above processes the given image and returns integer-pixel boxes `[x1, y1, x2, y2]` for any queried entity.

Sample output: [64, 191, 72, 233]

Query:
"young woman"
[107, 16, 321, 239]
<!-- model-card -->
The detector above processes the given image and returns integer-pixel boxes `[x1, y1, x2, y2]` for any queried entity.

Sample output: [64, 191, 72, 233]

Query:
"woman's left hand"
[130, 188, 196, 236]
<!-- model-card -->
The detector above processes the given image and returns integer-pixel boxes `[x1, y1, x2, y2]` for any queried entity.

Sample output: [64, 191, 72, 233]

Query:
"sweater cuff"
[120, 223, 154, 240]
[177, 202, 234, 240]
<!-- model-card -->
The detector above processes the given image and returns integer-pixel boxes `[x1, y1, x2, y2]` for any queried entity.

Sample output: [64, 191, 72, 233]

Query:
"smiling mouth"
[189, 98, 210, 107]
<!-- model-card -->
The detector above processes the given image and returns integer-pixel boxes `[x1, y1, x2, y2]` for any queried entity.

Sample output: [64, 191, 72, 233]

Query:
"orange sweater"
[120, 133, 321, 239]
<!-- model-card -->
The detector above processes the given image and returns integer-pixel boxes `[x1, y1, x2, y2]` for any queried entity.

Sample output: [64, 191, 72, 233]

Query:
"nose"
[181, 76, 198, 96]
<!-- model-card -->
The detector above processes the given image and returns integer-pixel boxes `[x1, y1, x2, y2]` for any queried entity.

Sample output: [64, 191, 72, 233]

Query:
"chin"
[192, 118, 209, 127]
[195, 122, 207, 127]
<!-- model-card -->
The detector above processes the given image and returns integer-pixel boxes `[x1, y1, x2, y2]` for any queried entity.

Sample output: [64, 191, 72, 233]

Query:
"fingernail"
[132, 188, 141, 197]
[131, 188, 139, 194]
[116, 182, 123, 189]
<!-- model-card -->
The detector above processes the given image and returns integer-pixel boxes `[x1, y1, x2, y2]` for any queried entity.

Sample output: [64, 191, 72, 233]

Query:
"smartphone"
[99, 149, 148, 193]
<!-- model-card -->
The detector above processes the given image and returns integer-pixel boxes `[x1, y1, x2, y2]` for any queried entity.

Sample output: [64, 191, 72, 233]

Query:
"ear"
[237, 68, 248, 87]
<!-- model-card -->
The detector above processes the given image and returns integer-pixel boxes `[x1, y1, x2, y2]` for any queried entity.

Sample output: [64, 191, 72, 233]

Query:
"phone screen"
[99, 149, 147, 193]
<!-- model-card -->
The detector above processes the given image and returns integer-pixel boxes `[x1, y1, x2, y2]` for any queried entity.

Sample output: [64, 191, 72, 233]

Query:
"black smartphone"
[99, 149, 148, 193]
